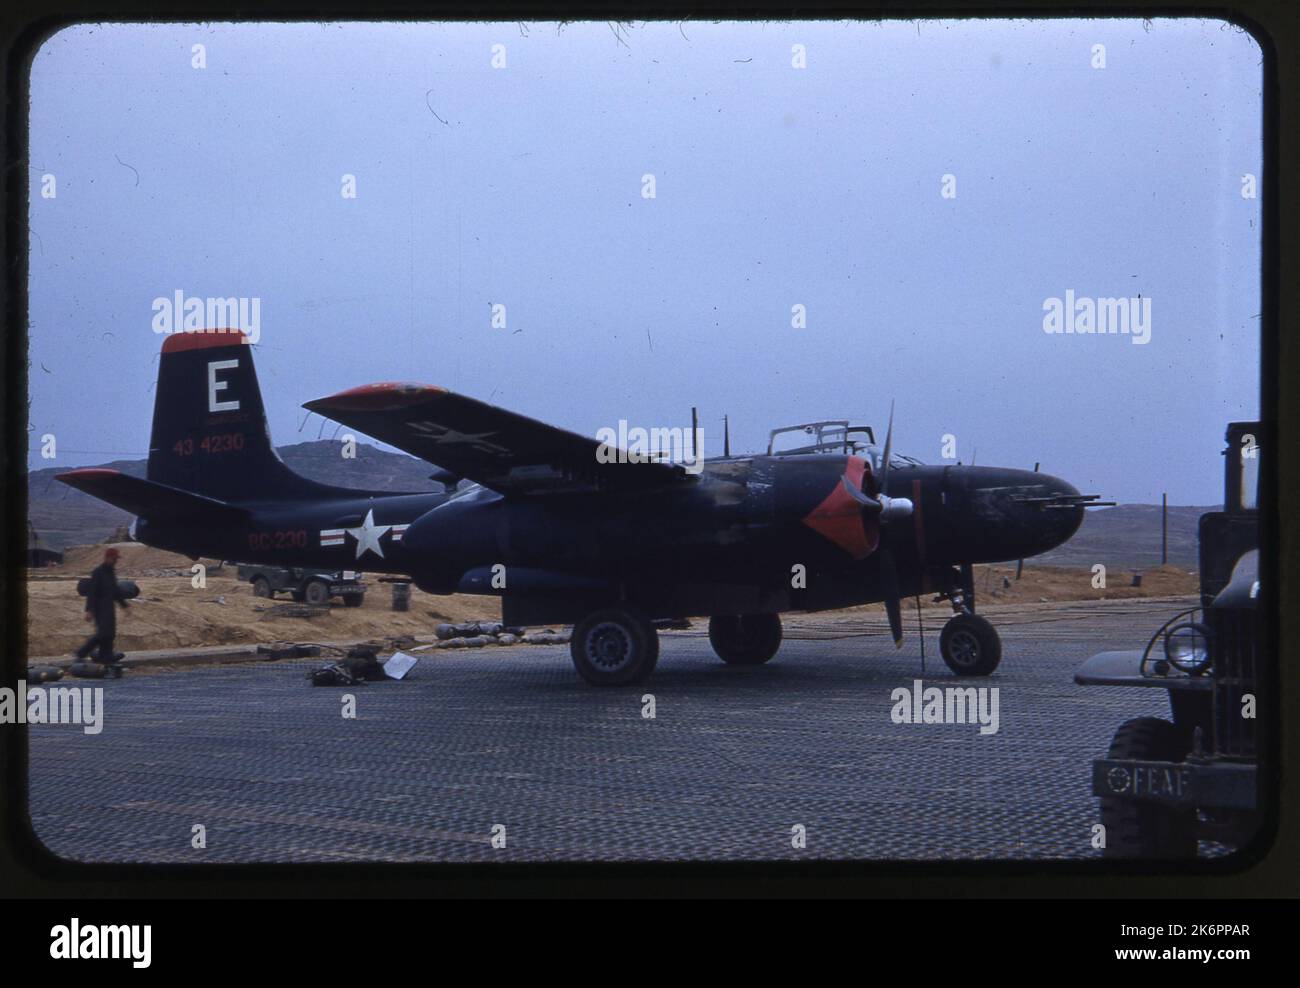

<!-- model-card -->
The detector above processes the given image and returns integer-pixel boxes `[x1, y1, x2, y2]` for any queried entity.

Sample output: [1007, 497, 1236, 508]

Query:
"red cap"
[104, 547, 120, 561]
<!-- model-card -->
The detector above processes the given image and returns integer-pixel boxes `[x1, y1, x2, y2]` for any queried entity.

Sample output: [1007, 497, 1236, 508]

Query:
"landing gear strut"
[570, 606, 659, 686]
[937, 563, 1002, 676]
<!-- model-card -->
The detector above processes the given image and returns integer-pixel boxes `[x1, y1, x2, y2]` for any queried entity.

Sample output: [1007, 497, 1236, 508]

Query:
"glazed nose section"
[950, 467, 1087, 561]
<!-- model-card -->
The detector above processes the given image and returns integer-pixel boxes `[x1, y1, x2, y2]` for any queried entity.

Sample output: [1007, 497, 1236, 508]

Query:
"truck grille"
[1209, 608, 1258, 758]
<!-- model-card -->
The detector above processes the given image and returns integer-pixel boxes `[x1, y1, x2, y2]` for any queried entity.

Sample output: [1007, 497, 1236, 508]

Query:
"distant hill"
[1033, 503, 1214, 570]
[27, 441, 443, 550]
[27, 445, 1216, 569]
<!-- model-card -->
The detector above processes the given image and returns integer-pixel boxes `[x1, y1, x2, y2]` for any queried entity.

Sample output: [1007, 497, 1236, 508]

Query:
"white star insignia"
[407, 421, 512, 456]
[346, 508, 392, 560]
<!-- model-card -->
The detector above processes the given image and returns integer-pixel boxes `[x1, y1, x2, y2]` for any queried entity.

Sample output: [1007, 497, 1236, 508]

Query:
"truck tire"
[251, 576, 272, 598]
[343, 594, 364, 608]
[304, 580, 330, 606]
[1100, 717, 1197, 859]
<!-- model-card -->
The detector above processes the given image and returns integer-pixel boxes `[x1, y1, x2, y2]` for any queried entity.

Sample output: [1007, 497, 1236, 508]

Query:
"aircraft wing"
[303, 383, 695, 495]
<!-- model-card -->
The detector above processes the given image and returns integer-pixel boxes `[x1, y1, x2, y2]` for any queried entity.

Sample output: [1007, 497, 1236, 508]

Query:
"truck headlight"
[1164, 622, 1212, 674]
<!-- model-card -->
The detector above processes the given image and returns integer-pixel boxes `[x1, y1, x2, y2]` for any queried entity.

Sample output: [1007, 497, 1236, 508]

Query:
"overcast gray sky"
[27, 18, 1262, 504]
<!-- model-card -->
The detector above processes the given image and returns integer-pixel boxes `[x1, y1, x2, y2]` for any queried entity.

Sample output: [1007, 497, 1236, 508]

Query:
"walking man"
[75, 547, 130, 672]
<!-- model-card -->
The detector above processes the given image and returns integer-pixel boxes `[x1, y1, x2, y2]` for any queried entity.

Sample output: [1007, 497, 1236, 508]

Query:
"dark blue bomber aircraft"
[58, 329, 1106, 686]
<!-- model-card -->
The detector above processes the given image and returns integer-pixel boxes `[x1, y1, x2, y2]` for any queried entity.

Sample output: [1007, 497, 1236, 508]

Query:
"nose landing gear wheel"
[571, 607, 659, 686]
[939, 613, 1002, 676]
[708, 613, 782, 666]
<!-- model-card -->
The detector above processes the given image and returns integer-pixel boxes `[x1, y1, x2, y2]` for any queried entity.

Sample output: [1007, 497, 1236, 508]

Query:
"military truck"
[1075, 421, 1263, 857]
[235, 564, 366, 607]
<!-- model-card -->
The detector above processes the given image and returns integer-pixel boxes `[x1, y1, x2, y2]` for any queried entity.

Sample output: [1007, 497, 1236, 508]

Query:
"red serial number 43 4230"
[172, 433, 246, 456]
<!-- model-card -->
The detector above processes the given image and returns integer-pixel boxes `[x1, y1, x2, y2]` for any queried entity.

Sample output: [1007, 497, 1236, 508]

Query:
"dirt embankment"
[939, 561, 1198, 608]
[26, 543, 1200, 657]
[26, 543, 499, 658]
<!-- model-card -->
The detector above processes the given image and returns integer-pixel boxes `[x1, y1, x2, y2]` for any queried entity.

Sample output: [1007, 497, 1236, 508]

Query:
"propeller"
[839, 401, 915, 523]
[839, 401, 915, 648]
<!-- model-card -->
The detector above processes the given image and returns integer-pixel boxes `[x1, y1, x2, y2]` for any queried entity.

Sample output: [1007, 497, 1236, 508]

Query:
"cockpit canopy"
[767, 419, 924, 472]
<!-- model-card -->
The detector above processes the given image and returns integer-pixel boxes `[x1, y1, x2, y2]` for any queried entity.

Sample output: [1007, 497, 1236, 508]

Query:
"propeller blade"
[878, 549, 904, 648]
[842, 476, 881, 513]
[883, 594, 903, 648]
[879, 399, 896, 493]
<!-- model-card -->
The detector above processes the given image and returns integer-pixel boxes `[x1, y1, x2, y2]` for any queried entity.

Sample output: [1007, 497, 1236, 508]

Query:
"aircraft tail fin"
[145, 330, 325, 502]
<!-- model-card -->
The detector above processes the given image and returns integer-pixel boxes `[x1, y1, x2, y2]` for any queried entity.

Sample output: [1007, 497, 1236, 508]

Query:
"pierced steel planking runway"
[27, 599, 1189, 863]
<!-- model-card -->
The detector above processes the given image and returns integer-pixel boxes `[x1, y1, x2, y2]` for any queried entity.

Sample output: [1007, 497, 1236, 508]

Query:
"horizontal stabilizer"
[55, 469, 250, 522]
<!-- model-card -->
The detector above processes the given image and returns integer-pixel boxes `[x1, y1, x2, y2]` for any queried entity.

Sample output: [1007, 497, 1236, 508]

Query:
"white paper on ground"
[382, 651, 418, 680]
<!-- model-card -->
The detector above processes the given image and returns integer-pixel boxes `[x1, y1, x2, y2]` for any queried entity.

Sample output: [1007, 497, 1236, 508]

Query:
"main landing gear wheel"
[939, 613, 1002, 676]
[570, 607, 659, 686]
[708, 614, 783, 666]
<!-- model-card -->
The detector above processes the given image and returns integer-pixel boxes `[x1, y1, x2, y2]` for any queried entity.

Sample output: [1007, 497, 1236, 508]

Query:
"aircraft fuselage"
[136, 454, 1084, 625]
